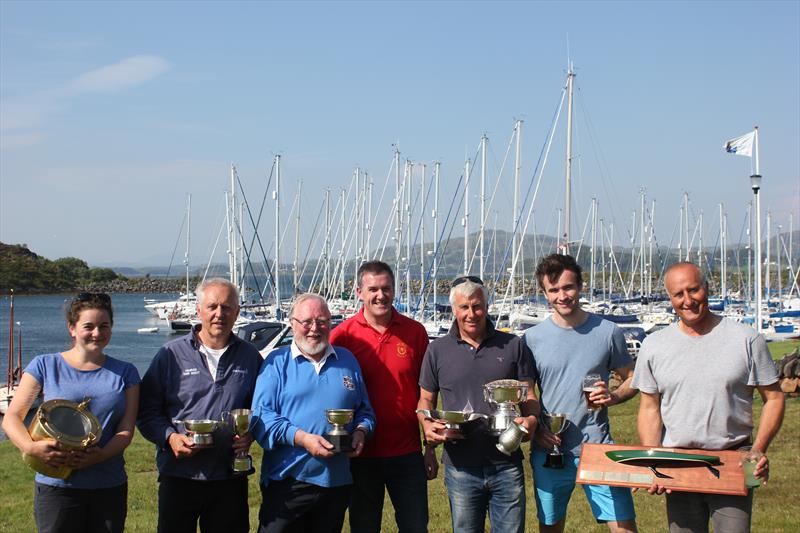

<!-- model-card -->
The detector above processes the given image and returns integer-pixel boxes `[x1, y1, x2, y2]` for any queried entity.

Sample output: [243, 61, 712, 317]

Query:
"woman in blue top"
[2, 292, 141, 533]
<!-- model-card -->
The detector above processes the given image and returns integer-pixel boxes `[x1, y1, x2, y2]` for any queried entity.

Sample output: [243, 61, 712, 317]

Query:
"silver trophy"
[324, 409, 355, 453]
[416, 409, 488, 441]
[542, 412, 569, 469]
[222, 409, 253, 473]
[484, 379, 529, 435]
[177, 419, 224, 448]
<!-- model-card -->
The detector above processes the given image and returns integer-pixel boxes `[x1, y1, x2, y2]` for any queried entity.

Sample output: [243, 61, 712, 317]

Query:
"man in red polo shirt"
[330, 260, 432, 533]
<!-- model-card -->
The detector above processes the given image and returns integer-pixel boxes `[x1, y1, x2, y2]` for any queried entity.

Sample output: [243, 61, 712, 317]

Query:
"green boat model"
[605, 449, 722, 479]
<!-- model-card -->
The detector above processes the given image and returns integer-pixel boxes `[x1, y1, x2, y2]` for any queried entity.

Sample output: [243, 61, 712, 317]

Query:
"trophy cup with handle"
[222, 409, 253, 473]
[484, 379, 529, 435]
[324, 409, 355, 453]
[543, 411, 569, 469]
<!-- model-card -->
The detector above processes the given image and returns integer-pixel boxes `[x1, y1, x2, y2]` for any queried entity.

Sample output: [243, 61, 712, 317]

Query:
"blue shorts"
[531, 449, 635, 525]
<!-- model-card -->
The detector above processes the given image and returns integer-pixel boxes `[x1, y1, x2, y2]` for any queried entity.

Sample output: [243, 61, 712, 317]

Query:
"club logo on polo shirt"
[342, 375, 355, 390]
[396, 343, 408, 358]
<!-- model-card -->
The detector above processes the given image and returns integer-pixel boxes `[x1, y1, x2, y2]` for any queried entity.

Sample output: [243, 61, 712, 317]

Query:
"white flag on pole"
[724, 131, 755, 157]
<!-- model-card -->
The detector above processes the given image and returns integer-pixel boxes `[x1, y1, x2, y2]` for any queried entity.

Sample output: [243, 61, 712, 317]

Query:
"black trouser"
[157, 475, 249, 533]
[258, 477, 351, 533]
[34, 482, 127, 533]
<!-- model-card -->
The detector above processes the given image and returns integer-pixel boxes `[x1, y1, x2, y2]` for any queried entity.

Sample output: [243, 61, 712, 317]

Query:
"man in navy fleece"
[252, 293, 376, 533]
[138, 278, 262, 533]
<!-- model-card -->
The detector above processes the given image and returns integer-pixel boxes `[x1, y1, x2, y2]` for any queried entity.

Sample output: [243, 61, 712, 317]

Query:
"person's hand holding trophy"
[539, 411, 569, 469]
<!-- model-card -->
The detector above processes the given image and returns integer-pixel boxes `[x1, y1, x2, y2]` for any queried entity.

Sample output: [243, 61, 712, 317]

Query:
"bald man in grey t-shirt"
[633, 262, 784, 533]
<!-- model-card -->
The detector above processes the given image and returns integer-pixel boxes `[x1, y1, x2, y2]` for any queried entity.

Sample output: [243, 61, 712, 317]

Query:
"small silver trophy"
[543, 412, 569, 469]
[222, 409, 253, 473]
[178, 419, 224, 448]
[484, 379, 529, 435]
[324, 409, 355, 453]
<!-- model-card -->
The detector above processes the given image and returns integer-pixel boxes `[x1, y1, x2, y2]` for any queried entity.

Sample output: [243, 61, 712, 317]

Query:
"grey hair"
[289, 293, 331, 319]
[449, 280, 489, 307]
[664, 262, 708, 290]
[195, 278, 240, 306]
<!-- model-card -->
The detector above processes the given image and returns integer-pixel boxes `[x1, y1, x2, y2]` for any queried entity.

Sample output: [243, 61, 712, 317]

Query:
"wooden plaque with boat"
[576, 443, 748, 496]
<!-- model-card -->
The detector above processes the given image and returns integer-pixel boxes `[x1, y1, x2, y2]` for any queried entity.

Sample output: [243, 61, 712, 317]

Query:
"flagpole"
[751, 126, 762, 332]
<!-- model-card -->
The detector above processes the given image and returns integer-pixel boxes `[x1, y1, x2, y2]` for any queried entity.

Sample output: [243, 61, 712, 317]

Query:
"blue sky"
[1, 1, 798, 268]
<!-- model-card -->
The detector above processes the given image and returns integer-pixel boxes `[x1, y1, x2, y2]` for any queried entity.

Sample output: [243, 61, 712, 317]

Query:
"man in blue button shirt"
[138, 278, 262, 533]
[252, 293, 376, 533]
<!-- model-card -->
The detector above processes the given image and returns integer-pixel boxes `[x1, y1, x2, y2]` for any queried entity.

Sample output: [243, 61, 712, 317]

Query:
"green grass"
[2, 342, 799, 532]
[769, 339, 799, 360]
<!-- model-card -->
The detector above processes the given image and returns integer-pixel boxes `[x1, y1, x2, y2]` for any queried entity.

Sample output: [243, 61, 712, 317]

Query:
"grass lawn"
[1, 342, 798, 532]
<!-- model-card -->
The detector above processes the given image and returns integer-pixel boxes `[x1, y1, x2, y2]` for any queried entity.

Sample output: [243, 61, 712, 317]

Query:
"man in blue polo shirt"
[252, 293, 376, 533]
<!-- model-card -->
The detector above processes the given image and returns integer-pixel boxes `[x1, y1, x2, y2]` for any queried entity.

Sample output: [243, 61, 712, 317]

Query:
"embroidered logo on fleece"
[396, 343, 408, 358]
[342, 375, 355, 390]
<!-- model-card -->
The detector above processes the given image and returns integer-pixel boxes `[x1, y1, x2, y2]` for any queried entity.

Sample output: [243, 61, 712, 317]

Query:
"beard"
[296, 335, 328, 357]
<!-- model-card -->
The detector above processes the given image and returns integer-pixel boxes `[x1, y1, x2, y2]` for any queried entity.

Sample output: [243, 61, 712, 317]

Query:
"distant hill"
[0, 242, 121, 292]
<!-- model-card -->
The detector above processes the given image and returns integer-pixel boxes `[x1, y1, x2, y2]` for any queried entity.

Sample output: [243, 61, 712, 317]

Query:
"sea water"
[0, 292, 180, 439]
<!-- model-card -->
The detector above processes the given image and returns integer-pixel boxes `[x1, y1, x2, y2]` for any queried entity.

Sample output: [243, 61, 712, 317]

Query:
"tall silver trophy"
[324, 409, 355, 453]
[542, 412, 569, 469]
[222, 409, 253, 473]
[484, 379, 529, 435]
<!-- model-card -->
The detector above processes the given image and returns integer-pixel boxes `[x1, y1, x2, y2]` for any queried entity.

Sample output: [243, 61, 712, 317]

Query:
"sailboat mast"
[230, 165, 238, 287]
[420, 163, 426, 317]
[480, 134, 487, 280]
[185, 194, 191, 299]
[766, 211, 771, 302]
[294, 181, 302, 295]
[275, 155, 282, 309]
[7, 290, 13, 391]
[405, 161, 411, 315]
[640, 188, 645, 297]
[394, 147, 402, 296]
[433, 162, 440, 323]
[512, 120, 522, 297]
[463, 158, 470, 275]
[563, 64, 575, 255]
[590, 197, 597, 303]
[720, 204, 726, 301]
[649, 200, 656, 297]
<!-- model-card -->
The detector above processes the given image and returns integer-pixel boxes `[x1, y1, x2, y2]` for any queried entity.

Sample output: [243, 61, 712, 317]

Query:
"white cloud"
[65, 55, 171, 94]
[0, 55, 171, 148]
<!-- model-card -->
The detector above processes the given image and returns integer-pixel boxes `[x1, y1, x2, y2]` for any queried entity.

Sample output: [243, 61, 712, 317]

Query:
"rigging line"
[495, 86, 567, 304]
[464, 138, 496, 274]
[575, 86, 625, 244]
[470, 130, 515, 274]
[299, 197, 326, 291]
[413, 171, 466, 312]
[164, 208, 187, 279]
[234, 167, 277, 300]
[368, 151, 398, 261]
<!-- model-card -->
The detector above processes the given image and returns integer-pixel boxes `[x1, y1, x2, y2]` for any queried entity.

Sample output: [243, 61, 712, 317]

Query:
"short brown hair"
[357, 260, 395, 287]
[535, 254, 583, 289]
[65, 292, 114, 326]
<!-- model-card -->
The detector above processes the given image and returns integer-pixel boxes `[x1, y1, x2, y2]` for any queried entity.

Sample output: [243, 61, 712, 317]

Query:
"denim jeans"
[349, 452, 428, 533]
[443, 462, 525, 533]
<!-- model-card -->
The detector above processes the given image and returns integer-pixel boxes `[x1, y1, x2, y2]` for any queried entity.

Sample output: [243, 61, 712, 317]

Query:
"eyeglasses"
[451, 275, 484, 288]
[291, 317, 331, 329]
[75, 292, 112, 303]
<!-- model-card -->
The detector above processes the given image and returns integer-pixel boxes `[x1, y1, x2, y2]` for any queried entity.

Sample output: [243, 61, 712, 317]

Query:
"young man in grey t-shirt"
[633, 261, 784, 533]
[525, 254, 638, 533]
